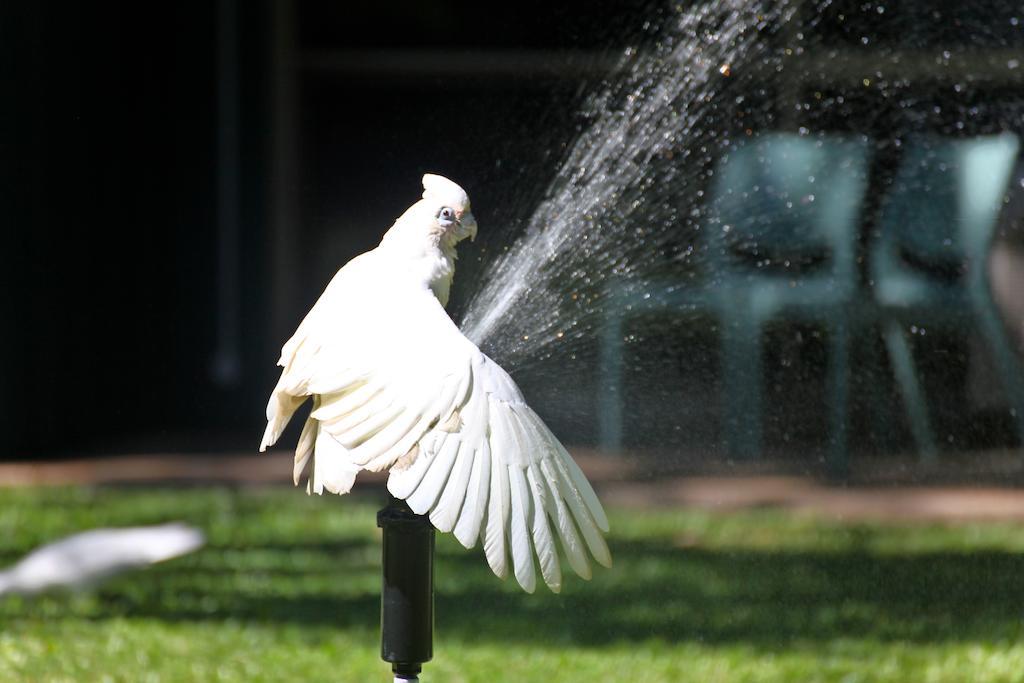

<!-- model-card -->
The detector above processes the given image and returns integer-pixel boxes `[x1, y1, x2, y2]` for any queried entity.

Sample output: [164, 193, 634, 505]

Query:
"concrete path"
[3, 450, 1024, 523]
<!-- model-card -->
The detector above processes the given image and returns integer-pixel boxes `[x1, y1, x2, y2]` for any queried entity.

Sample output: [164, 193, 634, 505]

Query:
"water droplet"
[719, 63, 732, 77]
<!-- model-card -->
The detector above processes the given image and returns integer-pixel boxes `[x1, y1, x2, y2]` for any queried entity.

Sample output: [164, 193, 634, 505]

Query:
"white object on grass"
[0, 523, 205, 595]
[261, 174, 611, 593]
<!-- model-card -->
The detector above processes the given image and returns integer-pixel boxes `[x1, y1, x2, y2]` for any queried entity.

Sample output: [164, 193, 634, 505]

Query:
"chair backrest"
[874, 133, 1021, 278]
[705, 132, 871, 279]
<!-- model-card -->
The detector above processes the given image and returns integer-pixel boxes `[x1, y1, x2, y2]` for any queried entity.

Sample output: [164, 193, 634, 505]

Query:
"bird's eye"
[437, 206, 455, 227]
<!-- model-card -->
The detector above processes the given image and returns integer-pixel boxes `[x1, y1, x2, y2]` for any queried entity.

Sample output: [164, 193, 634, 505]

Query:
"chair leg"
[826, 316, 850, 478]
[972, 298, 1024, 449]
[883, 320, 938, 462]
[721, 311, 763, 460]
[598, 309, 625, 454]
[863, 328, 898, 452]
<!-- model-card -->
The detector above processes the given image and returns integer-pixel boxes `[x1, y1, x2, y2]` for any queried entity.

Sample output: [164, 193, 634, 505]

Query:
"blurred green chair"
[599, 133, 871, 469]
[870, 133, 1024, 461]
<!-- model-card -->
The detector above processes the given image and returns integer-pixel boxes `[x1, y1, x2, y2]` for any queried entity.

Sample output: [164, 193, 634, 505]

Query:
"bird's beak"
[457, 213, 478, 243]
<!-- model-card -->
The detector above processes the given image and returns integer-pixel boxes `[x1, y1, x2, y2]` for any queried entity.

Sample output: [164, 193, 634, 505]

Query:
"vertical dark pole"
[268, 0, 299, 346]
[377, 495, 434, 682]
[212, 0, 242, 387]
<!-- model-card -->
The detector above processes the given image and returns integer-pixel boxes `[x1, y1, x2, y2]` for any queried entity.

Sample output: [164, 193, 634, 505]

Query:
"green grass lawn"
[1, 485, 1023, 682]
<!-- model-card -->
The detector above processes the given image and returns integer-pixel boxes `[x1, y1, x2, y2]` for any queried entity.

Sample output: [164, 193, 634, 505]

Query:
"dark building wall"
[3, 2, 262, 456]
[1, 1, 643, 458]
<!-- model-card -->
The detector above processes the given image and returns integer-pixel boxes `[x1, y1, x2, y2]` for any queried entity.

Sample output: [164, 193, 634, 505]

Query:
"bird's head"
[421, 173, 478, 245]
[384, 174, 478, 250]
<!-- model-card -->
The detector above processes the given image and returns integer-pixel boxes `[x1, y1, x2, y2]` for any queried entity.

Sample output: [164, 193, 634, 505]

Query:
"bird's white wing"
[387, 345, 611, 594]
[262, 259, 610, 593]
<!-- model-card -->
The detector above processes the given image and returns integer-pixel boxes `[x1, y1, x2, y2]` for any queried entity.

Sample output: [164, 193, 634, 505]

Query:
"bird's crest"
[422, 174, 470, 211]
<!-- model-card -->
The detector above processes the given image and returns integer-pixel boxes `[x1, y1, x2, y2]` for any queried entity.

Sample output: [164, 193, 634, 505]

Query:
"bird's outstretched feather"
[261, 174, 610, 592]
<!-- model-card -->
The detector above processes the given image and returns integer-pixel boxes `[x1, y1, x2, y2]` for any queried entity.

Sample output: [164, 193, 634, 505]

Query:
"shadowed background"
[2, 0, 644, 458]
[4, 1, 1024, 473]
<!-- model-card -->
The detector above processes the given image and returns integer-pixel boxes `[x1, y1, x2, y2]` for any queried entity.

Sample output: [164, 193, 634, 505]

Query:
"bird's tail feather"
[309, 427, 362, 496]
[293, 410, 319, 485]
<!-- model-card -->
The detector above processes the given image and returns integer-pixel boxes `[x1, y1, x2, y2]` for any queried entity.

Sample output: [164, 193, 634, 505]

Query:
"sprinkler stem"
[378, 494, 434, 682]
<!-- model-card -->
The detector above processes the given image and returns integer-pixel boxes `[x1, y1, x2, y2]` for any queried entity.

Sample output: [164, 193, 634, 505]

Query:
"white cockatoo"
[261, 174, 610, 593]
[0, 523, 205, 595]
